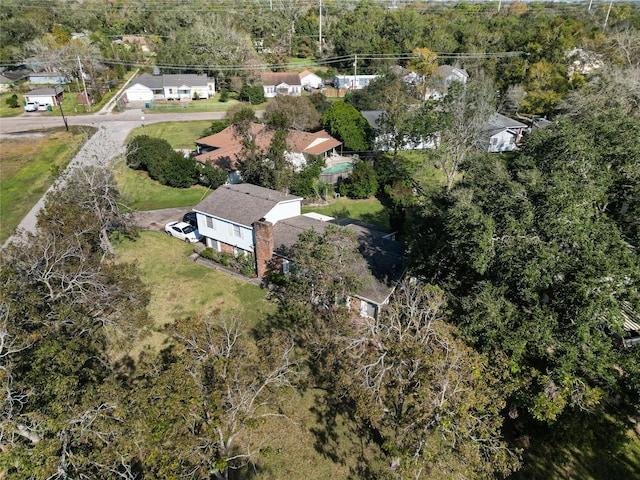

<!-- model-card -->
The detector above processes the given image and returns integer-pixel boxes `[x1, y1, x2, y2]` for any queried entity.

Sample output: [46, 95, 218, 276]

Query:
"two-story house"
[192, 184, 406, 319]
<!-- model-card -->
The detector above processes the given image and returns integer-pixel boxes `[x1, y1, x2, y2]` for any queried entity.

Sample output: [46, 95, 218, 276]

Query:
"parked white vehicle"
[24, 102, 39, 112]
[164, 221, 202, 243]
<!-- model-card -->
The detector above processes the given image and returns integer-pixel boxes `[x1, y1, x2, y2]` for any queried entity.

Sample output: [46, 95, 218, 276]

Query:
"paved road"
[1, 107, 227, 242]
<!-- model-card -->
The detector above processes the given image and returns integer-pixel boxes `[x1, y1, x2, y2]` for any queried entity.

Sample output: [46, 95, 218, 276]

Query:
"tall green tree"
[321, 101, 373, 152]
[409, 118, 640, 427]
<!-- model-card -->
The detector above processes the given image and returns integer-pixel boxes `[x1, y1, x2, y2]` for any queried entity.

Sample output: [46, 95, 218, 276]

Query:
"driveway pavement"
[133, 207, 194, 231]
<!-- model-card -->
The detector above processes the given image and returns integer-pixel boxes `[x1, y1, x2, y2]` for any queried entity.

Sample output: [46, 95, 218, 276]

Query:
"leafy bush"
[201, 120, 228, 137]
[339, 161, 378, 199]
[239, 84, 265, 105]
[197, 162, 228, 189]
[219, 89, 230, 102]
[5, 94, 18, 108]
[126, 135, 196, 188]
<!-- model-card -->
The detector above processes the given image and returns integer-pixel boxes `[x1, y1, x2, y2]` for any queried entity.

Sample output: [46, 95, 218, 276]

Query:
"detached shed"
[76, 91, 94, 106]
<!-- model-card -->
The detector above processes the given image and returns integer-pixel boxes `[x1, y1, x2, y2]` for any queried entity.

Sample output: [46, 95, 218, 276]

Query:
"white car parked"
[164, 221, 202, 243]
[24, 102, 39, 112]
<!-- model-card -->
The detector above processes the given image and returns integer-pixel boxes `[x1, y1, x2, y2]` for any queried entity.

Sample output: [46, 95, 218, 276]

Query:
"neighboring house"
[260, 72, 303, 98]
[299, 70, 323, 90]
[333, 74, 378, 90]
[479, 113, 527, 153]
[1, 70, 29, 83]
[123, 73, 215, 103]
[436, 65, 469, 88]
[28, 72, 69, 85]
[23, 86, 64, 109]
[194, 123, 342, 184]
[397, 64, 468, 100]
[193, 183, 406, 319]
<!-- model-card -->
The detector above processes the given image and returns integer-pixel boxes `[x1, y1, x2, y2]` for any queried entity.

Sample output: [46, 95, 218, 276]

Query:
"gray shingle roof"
[484, 112, 527, 131]
[194, 184, 301, 227]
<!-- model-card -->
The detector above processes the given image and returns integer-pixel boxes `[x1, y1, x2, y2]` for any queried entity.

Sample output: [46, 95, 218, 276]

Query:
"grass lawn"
[303, 197, 391, 230]
[0, 92, 24, 117]
[115, 230, 273, 349]
[0, 126, 95, 244]
[114, 161, 212, 211]
[127, 120, 214, 149]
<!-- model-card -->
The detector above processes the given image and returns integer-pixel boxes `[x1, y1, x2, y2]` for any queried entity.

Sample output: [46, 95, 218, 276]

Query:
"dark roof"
[275, 216, 407, 306]
[334, 219, 407, 305]
[133, 72, 212, 89]
[26, 86, 63, 96]
[194, 184, 301, 227]
[360, 110, 384, 130]
[1, 70, 28, 82]
[482, 112, 527, 136]
[0, 74, 12, 84]
[273, 215, 332, 251]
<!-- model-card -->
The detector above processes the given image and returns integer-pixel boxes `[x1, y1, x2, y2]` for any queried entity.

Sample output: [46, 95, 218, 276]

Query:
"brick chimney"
[253, 219, 274, 279]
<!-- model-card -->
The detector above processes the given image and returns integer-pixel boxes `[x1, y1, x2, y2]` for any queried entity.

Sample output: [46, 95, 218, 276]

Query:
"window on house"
[491, 137, 498, 145]
[206, 216, 214, 229]
[231, 225, 242, 238]
[169, 88, 173, 94]
[282, 259, 290, 274]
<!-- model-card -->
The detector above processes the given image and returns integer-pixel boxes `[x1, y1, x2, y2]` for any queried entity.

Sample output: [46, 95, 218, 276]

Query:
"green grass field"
[127, 120, 214, 149]
[114, 161, 213, 211]
[303, 197, 391, 230]
[0, 126, 95, 244]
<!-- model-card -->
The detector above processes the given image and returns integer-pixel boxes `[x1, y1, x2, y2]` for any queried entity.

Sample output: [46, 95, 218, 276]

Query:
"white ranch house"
[123, 73, 215, 103]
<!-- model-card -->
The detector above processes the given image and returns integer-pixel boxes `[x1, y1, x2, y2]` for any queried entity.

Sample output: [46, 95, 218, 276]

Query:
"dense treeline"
[2, 1, 639, 116]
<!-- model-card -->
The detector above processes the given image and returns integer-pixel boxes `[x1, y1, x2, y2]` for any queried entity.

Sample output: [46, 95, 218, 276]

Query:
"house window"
[491, 137, 498, 145]
[231, 224, 242, 238]
[168, 88, 173, 94]
[282, 259, 290, 274]
[206, 216, 214, 229]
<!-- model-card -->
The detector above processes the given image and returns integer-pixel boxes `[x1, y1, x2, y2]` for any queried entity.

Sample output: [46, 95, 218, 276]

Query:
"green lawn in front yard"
[114, 160, 212, 211]
[127, 120, 214, 149]
[302, 197, 391, 230]
[0, 92, 24, 117]
[145, 96, 244, 114]
[116, 231, 272, 329]
[0, 126, 94, 244]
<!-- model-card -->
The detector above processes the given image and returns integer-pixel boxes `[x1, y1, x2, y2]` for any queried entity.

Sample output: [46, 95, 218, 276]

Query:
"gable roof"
[26, 86, 63, 96]
[194, 183, 301, 227]
[483, 112, 527, 136]
[196, 123, 341, 170]
[260, 72, 302, 87]
[437, 65, 469, 80]
[0, 74, 11, 84]
[133, 72, 212, 89]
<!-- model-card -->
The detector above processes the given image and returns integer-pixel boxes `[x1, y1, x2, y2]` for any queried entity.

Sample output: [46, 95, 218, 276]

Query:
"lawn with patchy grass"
[115, 230, 273, 349]
[303, 197, 390, 230]
[127, 120, 214, 149]
[114, 161, 212, 211]
[0, 126, 94, 243]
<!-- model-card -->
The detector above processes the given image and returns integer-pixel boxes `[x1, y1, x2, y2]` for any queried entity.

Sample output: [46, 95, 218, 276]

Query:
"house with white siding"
[123, 73, 215, 104]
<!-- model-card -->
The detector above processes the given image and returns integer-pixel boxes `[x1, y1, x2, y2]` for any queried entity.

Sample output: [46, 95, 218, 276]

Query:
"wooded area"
[1, 1, 639, 478]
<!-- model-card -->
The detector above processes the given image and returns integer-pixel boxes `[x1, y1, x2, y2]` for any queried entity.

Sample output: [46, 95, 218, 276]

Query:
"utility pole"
[498, 0, 502, 13]
[603, 1, 613, 33]
[77, 55, 91, 112]
[353, 54, 357, 90]
[58, 98, 68, 132]
[318, 0, 322, 54]
[588, 0, 593, 11]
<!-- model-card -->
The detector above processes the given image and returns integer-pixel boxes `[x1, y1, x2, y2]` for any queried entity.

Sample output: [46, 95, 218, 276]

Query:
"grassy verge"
[0, 126, 94, 244]
[127, 120, 214, 149]
[303, 197, 390, 230]
[145, 97, 243, 114]
[114, 161, 212, 211]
